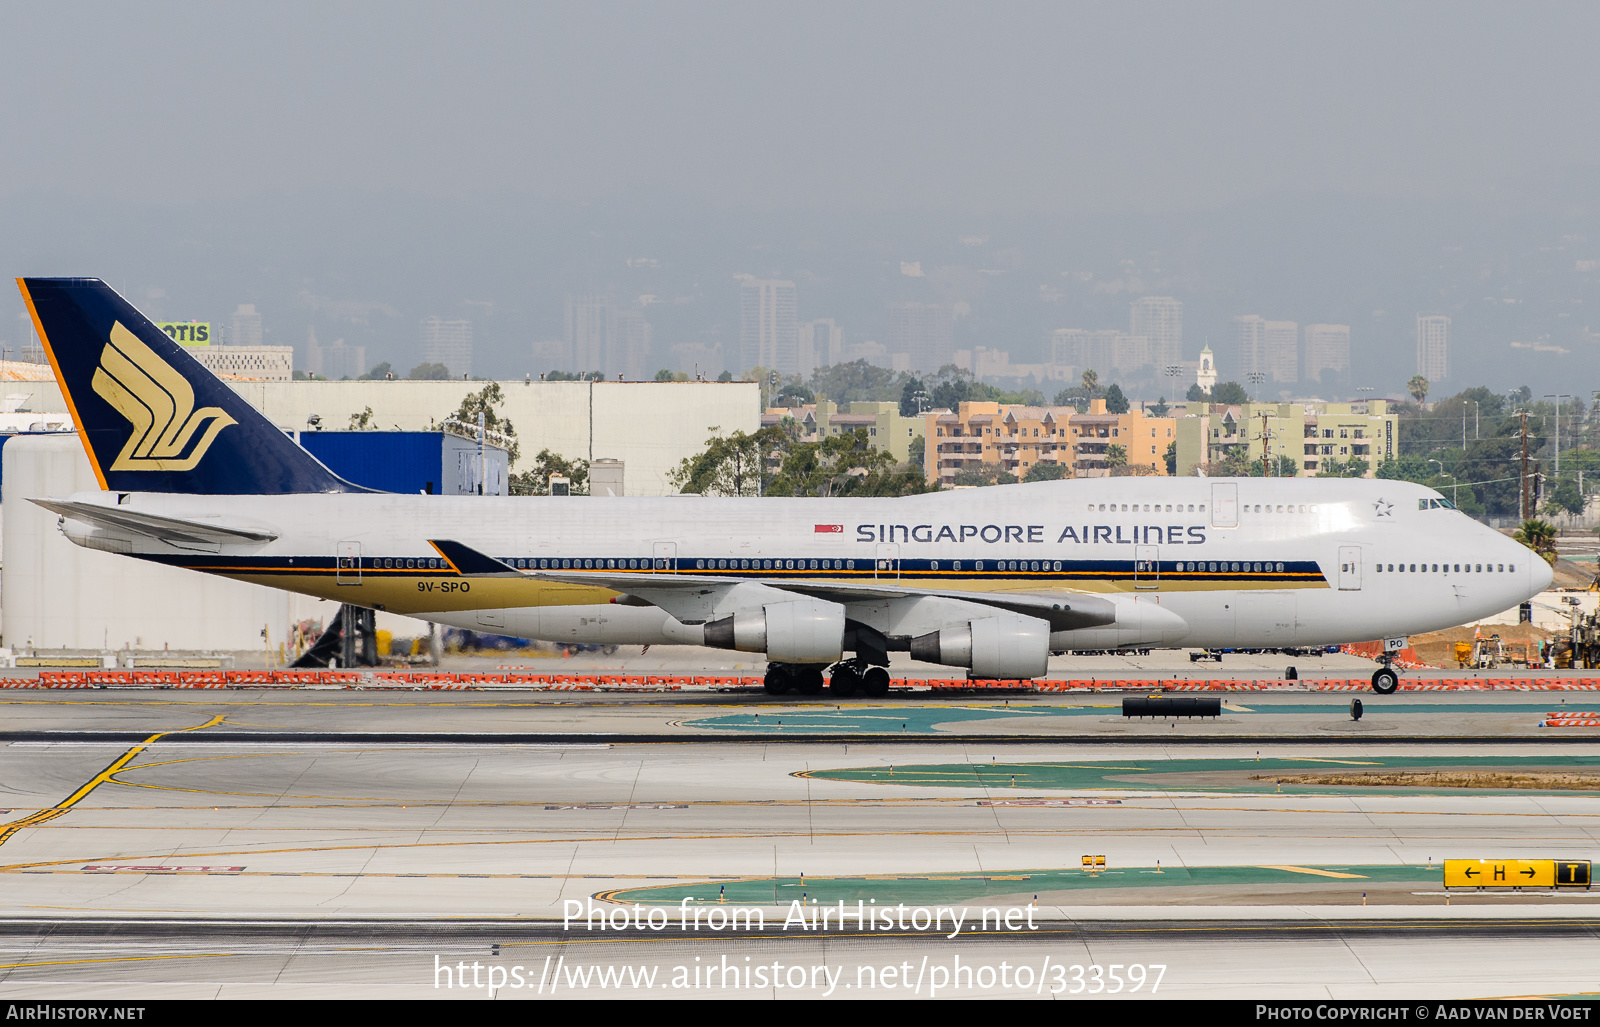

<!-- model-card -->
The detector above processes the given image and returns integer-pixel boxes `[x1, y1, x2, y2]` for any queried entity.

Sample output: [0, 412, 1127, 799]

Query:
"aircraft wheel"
[1371, 668, 1399, 694]
[861, 666, 891, 698]
[1285, 665, 1298, 680]
[829, 667, 860, 697]
[763, 667, 792, 695]
[796, 667, 826, 696]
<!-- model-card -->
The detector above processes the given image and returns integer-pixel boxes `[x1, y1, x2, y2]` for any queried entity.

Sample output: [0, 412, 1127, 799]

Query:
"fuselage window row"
[1374, 563, 1512, 573]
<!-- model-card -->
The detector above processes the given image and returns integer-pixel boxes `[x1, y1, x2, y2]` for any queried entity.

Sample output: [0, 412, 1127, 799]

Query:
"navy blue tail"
[18, 277, 367, 494]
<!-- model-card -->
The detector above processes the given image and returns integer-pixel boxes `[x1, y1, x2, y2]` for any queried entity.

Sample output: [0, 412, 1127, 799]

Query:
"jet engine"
[909, 613, 1050, 679]
[703, 599, 845, 664]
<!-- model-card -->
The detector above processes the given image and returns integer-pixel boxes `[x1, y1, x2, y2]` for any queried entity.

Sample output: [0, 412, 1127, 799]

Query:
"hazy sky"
[5, 1, 1599, 214]
[3, 2, 1599, 393]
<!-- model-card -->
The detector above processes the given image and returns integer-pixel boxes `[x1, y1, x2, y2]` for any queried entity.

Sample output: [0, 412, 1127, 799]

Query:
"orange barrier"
[7, 668, 1600, 691]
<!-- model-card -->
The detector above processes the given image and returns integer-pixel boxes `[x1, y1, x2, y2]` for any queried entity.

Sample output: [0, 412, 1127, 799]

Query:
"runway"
[5, 689, 1600, 997]
[3, 688, 1598, 742]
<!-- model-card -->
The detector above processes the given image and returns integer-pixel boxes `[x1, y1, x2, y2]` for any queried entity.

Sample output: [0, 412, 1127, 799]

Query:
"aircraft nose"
[1528, 554, 1553, 597]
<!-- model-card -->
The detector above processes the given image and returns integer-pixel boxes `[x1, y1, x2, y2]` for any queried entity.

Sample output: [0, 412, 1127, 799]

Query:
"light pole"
[1246, 371, 1267, 404]
[1546, 394, 1571, 477]
[1428, 458, 1459, 507]
[1164, 364, 1183, 402]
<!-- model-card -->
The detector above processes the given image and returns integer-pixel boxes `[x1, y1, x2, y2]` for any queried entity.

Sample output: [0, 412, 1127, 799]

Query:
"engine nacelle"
[910, 614, 1050, 679]
[703, 599, 845, 664]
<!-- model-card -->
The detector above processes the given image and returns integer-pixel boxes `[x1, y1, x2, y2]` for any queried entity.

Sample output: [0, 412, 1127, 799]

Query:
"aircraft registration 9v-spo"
[18, 278, 1550, 696]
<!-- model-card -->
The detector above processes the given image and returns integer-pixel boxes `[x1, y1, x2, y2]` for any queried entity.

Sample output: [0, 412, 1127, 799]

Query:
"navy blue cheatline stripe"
[133, 553, 1327, 584]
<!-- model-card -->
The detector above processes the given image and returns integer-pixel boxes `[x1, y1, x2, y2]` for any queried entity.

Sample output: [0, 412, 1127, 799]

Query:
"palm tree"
[1407, 374, 1430, 408]
[1513, 518, 1558, 566]
[1081, 369, 1099, 401]
[1105, 443, 1128, 468]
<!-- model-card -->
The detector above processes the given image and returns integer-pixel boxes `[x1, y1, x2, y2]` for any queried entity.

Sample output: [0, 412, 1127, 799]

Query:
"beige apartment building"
[1173, 400, 1398, 477]
[922, 400, 1174, 485]
[760, 400, 925, 465]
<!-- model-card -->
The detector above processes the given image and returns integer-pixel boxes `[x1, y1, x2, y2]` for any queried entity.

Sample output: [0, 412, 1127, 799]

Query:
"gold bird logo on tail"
[91, 321, 236, 471]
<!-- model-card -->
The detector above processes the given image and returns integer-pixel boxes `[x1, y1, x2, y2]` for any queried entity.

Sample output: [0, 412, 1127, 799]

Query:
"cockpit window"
[1420, 498, 1457, 510]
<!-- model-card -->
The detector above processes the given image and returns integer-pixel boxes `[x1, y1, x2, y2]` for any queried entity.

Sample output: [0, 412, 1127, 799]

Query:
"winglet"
[427, 539, 523, 576]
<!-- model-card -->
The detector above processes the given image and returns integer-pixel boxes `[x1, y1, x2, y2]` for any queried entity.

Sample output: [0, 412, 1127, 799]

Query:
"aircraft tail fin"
[17, 277, 367, 494]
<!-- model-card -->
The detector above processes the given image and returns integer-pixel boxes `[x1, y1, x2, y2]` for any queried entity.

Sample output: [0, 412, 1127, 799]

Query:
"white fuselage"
[55, 477, 1549, 657]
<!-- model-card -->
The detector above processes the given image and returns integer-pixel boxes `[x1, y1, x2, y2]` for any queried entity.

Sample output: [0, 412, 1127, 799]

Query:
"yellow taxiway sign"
[1443, 859, 1591, 889]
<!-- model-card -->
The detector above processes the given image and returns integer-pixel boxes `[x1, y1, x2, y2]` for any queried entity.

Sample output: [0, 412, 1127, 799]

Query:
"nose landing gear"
[1370, 654, 1400, 695]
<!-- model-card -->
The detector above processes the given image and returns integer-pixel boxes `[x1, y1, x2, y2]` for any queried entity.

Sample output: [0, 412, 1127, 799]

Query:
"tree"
[1211, 381, 1249, 406]
[908, 434, 926, 467]
[654, 368, 687, 382]
[1544, 476, 1585, 517]
[1164, 440, 1177, 476]
[1149, 396, 1170, 417]
[669, 426, 786, 496]
[1317, 456, 1370, 478]
[512, 449, 589, 496]
[1513, 518, 1558, 565]
[899, 377, 928, 417]
[409, 361, 450, 380]
[441, 382, 519, 465]
[952, 463, 1017, 487]
[1022, 461, 1068, 482]
[1105, 443, 1128, 469]
[546, 369, 605, 381]
[717, 371, 734, 382]
[347, 406, 375, 430]
[360, 361, 393, 380]
[1408, 374, 1430, 408]
[766, 428, 938, 498]
[1081, 369, 1100, 400]
[1185, 382, 1208, 403]
[1103, 383, 1130, 414]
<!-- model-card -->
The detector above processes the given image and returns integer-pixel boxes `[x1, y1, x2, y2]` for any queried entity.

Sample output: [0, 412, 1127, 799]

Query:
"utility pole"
[1260, 410, 1273, 477]
[1521, 410, 1531, 521]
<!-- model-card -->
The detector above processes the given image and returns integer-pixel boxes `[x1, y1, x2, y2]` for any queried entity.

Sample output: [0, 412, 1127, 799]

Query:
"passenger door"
[1211, 483, 1238, 528]
[1337, 545, 1362, 591]
[875, 542, 900, 583]
[1134, 545, 1159, 590]
[336, 541, 361, 585]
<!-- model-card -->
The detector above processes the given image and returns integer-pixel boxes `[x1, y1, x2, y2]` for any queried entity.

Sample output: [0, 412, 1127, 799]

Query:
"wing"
[427, 539, 1115, 631]
[32, 498, 279, 547]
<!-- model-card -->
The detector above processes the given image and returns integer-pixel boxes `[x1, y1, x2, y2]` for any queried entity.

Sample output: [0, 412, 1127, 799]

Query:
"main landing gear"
[762, 660, 890, 699]
[1370, 654, 1400, 695]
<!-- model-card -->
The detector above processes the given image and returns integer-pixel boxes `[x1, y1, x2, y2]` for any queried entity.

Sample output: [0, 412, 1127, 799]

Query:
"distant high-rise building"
[231, 304, 263, 348]
[1303, 324, 1351, 383]
[531, 337, 570, 373]
[799, 319, 843, 374]
[1416, 315, 1449, 381]
[888, 302, 955, 372]
[1233, 315, 1266, 379]
[420, 317, 473, 377]
[611, 307, 651, 381]
[566, 293, 614, 373]
[1263, 320, 1298, 382]
[1130, 296, 1183, 369]
[1050, 328, 1127, 375]
[739, 279, 798, 374]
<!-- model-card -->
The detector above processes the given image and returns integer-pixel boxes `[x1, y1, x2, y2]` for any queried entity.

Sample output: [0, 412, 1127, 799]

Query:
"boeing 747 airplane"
[17, 278, 1551, 695]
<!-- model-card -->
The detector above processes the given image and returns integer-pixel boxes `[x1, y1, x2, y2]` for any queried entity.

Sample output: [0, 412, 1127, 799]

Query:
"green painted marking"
[690, 703, 1571, 735]
[606, 864, 1436, 907]
[802, 755, 1600, 794]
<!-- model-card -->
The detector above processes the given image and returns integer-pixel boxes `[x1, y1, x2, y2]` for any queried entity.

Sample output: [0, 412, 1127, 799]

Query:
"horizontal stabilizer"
[32, 498, 279, 547]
